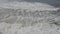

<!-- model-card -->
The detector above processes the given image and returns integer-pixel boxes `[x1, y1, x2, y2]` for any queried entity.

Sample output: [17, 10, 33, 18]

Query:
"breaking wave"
[0, 1, 60, 34]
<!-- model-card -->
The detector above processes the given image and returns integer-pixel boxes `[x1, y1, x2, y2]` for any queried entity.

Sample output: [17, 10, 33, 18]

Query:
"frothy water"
[0, 1, 60, 34]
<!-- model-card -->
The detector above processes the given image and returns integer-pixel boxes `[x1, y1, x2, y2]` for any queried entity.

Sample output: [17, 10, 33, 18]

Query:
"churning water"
[0, 1, 60, 34]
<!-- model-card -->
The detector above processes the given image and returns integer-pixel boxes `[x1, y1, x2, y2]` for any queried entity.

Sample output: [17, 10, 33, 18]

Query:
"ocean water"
[0, 1, 60, 34]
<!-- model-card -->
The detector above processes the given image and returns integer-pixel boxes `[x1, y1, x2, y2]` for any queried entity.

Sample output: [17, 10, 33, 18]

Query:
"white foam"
[0, 1, 60, 34]
[0, 22, 60, 34]
[0, 2, 58, 11]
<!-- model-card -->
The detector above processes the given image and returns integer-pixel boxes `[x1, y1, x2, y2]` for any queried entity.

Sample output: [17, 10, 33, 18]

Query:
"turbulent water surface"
[0, 0, 60, 34]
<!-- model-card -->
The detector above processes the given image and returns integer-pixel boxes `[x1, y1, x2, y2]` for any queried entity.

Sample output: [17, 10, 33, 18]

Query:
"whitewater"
[0, 1, 60, 34]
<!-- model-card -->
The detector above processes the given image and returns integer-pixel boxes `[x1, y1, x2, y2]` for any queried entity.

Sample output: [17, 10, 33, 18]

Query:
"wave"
[0, 1, 60, 34]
